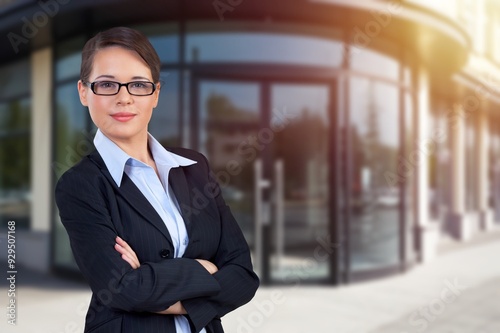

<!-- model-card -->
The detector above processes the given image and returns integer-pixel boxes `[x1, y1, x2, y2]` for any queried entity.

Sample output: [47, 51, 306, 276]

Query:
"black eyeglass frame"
[84, 80, 157, 96]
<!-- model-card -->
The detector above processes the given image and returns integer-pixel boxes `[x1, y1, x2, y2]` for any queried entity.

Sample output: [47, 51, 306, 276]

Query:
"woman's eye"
[98, 82, 116, 89]
[131, 82, 146, 88]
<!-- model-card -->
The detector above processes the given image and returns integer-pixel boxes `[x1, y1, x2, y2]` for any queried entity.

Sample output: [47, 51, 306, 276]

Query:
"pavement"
[1, 228, 500, 333]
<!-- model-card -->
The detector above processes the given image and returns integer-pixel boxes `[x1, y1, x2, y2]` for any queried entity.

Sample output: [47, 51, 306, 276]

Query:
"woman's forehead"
[91, 46, 152, 80]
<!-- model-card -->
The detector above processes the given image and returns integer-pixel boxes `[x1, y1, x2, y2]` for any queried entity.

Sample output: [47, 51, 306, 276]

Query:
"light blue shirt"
[94, 129, 206, 333]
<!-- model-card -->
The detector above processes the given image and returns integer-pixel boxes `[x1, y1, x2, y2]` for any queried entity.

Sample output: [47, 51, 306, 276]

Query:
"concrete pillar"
[475, 109, 494, 231]
[414, 67, 438, 262]
[28, 47, 53, 272]
[446, 104, 471, 241]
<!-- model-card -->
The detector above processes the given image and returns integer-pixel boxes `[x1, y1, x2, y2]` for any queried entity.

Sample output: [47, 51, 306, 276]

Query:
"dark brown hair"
[80, 27, 161, 83]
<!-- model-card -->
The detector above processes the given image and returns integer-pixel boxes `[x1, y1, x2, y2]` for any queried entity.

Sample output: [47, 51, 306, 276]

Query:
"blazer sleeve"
[182, 155, 260, 331]
[55, 166, 221, 313]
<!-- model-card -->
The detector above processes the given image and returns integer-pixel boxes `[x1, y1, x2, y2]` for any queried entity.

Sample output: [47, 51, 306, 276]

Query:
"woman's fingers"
[114, 237, 218, 275]
[115, 236, 140, 269]
[195, 259, 218, 274]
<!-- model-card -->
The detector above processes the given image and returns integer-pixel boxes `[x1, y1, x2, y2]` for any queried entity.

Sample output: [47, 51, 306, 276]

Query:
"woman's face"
[78, 46, 160, 143]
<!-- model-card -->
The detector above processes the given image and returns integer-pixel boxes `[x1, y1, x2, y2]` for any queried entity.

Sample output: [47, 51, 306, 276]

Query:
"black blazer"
[55, 148, 259, 333]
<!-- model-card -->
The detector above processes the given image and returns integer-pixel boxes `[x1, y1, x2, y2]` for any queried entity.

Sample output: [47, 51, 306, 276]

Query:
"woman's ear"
[77, 80, 89, 107]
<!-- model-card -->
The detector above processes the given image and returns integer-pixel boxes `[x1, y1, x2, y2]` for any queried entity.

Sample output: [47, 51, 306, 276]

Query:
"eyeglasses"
[85, 80, 156, 96]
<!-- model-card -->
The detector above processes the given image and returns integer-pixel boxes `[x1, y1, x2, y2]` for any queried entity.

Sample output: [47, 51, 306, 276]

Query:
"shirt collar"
[93, 129, 196, 187]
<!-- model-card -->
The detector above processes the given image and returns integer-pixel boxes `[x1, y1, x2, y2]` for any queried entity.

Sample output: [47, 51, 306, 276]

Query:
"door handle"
[274, 159, 285, 269]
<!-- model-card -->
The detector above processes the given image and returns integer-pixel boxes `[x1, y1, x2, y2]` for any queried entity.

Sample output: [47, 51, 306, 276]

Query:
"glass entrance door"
[196, 79, 260, 270]
[269, 83, 331, 283]
[194, 77, 333, 284]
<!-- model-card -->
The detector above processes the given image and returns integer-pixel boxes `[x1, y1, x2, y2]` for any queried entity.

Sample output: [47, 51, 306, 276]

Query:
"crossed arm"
[114, 236, 218, 315]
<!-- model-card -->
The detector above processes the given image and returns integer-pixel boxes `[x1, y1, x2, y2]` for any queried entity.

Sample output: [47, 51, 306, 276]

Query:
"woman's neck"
[108, 131, 154, 165]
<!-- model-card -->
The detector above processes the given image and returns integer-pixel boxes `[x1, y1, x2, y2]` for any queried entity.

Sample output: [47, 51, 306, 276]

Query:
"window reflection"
[55, 37, 85, 82]
[349, 76, 400, 270]
[149, 35, 179, 63]
[53, 82, 90, 269]
[271, 84, 330, 280]
[199, 80, 260, 247]
[0, 98, 31, 229]
[351, 48, 399, 80]
[133, 24, 179, 63]
[0, 59, 31, 99]
[0, 58, 31, 229]
[53, 83, 90, 178]
[186, 32, 344, 67]
[56, 53, 81, 82]
[149, 71, 181, 146]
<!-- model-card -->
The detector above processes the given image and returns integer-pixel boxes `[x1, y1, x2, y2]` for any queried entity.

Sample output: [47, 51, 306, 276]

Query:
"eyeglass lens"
[92, 81, 154, 95]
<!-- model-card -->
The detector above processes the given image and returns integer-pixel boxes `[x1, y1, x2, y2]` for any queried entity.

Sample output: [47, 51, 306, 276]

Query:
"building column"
[475, 109, 494, 230]
[27, 47, 53, 272]
[447, 104, 471, 240]
[414, 67, 438, 262]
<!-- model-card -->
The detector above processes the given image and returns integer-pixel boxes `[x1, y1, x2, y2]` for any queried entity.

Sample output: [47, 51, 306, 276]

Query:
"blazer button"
[159, 249, 170, 258]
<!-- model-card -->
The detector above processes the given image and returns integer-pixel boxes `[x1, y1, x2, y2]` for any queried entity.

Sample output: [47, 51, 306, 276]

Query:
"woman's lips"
[111, 112, 136, 122]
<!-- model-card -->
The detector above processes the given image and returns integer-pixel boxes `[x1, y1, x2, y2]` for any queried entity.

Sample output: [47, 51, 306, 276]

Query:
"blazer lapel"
[88, 151, 174, 247]
[169, 166, 193, 236]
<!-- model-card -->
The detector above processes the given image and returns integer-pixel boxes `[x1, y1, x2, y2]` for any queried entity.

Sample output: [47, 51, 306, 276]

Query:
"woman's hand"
[115, 236, 140, 269]
[195, 259, 218, 274]
[114, 237, 187, 315]
[114, 237, 216, 315]
[156, 301, 187, 315]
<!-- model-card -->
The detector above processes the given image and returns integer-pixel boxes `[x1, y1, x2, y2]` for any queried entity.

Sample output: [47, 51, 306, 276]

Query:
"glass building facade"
[1, 0, 499, 285]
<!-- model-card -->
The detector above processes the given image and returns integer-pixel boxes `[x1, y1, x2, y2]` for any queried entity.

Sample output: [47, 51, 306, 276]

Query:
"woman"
[55, 27, 259, 333]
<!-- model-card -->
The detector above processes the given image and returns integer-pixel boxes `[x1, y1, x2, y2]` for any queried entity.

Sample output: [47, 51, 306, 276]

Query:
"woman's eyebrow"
[131, 76, 151, 81]
[94, 74, 115, 80]
[93, 75, 151, 81]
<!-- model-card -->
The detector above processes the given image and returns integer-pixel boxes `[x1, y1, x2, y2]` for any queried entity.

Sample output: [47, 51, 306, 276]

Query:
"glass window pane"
[0, 98, 31, 229]
[56, 53, 81, 82]
[149, 35, 179, 63]
[55, 37, 85, 82]
[53, 82, 91, 269]
[349, 76, 400, 271]
[133, 23, 179, 63]
[149, 71, 180, 146]
[186, 32, 343, 67]
[0, 59, 31, 99]
[53, 83, 91, 179]
[351, 48, 399, 80]
[198, 80, 260, 251]
[271, 83, 330, 281]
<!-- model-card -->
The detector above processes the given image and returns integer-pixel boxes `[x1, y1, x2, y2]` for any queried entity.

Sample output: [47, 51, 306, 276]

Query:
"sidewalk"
[1, 229, 500, 333]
